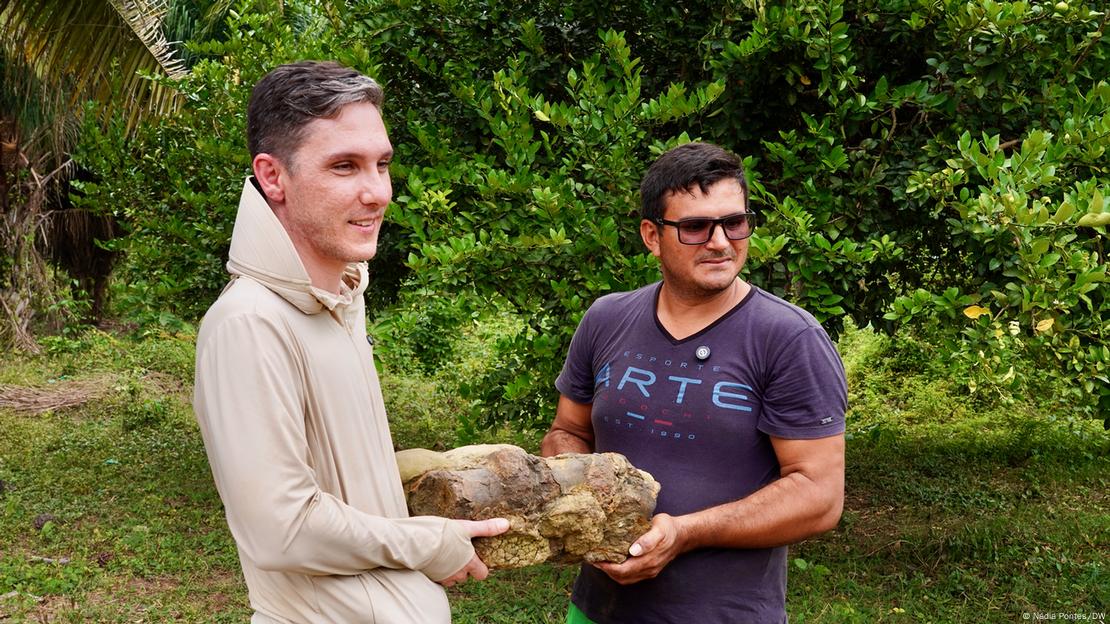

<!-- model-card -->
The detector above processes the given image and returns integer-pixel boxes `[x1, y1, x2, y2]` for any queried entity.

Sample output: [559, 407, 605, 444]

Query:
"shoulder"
[197, 278, 295, 350]
[585, 282, 658, 319]
[745, 287, 825, 334]
[737, 287, 840, 367]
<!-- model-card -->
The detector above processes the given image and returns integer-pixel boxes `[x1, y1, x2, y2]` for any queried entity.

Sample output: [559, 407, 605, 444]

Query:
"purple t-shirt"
[555, 282, 847, 624]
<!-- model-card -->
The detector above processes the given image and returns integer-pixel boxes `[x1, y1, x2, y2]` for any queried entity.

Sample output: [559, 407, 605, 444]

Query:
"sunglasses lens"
[723, 215, 752, 239]
[677, 220, 712, 243]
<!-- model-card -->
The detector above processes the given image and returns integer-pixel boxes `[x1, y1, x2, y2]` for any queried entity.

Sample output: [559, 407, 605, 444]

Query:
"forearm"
[540, 395, 595, 456]
[540, 428, 592, 455]
[195, 318, 475, 579]
[235, 490, 473, 579]
[677, 470, 843, 551]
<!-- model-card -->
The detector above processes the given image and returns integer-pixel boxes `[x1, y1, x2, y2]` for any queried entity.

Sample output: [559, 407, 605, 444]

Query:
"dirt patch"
[139, 370, 189, 398]
[53, 570, 246, 621]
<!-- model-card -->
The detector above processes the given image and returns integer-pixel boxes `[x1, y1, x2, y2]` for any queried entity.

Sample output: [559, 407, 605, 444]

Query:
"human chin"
[343, 236, 378, 262]
[694, 263, 738, 289]
[362, 240, 379, 261]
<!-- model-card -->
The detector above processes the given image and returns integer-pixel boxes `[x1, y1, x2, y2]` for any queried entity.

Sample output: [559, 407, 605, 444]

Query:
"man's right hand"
[438, 518, 510, 587]
[594, 513, 688, 585]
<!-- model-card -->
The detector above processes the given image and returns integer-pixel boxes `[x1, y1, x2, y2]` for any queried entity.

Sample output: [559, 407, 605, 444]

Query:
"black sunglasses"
[654, 211, 758, 245]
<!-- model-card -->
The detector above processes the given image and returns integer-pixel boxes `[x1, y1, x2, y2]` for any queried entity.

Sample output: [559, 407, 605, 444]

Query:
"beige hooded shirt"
[194, 178, 473, 623]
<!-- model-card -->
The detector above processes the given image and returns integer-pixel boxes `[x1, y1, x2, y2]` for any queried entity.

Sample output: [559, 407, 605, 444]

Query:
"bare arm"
[540, 395, 595, 456]
[596, 433, 845, 585]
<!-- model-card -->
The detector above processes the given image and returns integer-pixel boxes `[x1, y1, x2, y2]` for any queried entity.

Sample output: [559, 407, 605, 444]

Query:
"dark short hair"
[247, 61, 383, 166]
[640, 142, 749, 221]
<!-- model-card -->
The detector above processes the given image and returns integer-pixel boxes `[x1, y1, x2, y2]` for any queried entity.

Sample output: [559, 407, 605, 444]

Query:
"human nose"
[703, 220, 730, 248]
[359, 170, 392, 207]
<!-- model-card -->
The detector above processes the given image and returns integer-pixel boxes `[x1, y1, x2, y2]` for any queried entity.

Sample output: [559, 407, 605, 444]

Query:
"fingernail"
[629, 543, 642, 557]
[496, 518, 510, 531]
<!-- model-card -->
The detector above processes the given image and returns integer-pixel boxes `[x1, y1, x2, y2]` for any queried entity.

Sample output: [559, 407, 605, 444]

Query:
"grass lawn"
[0, 327, 1106, 622]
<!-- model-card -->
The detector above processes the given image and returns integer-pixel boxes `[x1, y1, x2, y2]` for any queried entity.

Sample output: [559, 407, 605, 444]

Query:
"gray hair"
[247, 60, 384, 166]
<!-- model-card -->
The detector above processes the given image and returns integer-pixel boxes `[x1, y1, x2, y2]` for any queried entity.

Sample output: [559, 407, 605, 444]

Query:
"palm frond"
[0, 0, 188, 132]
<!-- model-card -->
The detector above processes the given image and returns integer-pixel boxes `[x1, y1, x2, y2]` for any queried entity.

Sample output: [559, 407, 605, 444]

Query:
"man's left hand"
[594, 513, 685, 585]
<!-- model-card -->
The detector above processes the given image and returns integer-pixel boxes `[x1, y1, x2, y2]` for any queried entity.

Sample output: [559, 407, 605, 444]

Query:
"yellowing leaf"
[963, 305, 990, 319]
[1001, 366, 1015, 382]
[1035, 318, 1054, 332]
[533, 109, 550, 122]
[1052, 199, 1075, 224]
[799, 75, 812, 86]
[1077, 212, 1110, 227]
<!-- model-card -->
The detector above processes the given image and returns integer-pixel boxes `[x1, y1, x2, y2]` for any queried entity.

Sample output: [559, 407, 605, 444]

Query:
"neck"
[304, 262, 345, 294]
[288, 238, 345, 294]
[269, 200, 346, 294]
[656, 278, 749, 339]
[660, 277, 746, 310]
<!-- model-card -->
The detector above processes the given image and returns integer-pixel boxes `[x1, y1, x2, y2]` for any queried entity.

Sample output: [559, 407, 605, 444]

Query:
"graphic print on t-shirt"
[591, 347, 758, 444]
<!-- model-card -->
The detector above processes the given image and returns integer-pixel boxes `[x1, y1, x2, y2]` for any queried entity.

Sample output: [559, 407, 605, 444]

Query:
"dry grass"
[0, 373, 117, 414]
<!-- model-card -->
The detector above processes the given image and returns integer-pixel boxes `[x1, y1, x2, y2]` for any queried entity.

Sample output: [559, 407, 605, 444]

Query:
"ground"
[0, 327, 1106, 622]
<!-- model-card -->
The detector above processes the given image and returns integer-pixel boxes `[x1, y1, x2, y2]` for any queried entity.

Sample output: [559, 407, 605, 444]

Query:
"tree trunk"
[0, 118, 57, 352]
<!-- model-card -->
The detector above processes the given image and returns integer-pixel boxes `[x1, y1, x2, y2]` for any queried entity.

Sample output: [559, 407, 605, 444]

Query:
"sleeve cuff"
[420, 518, 475, 581]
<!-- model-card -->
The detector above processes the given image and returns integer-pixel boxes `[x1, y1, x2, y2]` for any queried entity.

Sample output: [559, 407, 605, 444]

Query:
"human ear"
[641, 219, 662, 258]
[252, 153, 286, 203]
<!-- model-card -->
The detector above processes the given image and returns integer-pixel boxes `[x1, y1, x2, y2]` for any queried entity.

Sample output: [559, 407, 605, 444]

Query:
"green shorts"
[566, 603, 596, 624]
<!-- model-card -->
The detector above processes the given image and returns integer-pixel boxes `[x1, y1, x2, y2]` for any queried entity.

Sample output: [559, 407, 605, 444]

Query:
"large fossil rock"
[396, 444, 660, 570]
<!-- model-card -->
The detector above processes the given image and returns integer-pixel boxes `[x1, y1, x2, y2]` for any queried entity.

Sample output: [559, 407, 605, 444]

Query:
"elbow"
[541, 428, 594, 456]
[234, 526, 316, 574]
[250, 546, 329, 575]
[252, 551, 298, 573]
[813, 491, 844, 534]
[539, 431, 558, 457]
[242, 536, 303, 573]
[815, 509, 843, 534]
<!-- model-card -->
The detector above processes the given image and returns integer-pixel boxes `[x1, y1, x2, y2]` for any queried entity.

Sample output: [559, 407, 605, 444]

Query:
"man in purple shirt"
[542, 142, 847, 623]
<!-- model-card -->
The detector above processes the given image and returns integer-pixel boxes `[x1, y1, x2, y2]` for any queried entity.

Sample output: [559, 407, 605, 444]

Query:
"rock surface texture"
[396, 444, 660, 570]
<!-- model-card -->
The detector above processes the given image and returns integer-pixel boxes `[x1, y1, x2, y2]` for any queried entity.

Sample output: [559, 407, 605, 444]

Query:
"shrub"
[77, 0, 1109, 429]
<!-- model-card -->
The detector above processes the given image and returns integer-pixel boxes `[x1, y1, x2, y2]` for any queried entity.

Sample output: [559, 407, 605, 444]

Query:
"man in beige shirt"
[193, 61, 507, 623]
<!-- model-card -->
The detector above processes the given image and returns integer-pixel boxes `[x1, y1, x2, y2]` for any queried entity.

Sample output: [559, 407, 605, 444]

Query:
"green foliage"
[379, 308, 546, 452]
[381, 373, 463, 451]
[701, 1, 1109, 421]
[362, 0, 1109, 426]
[893, 98, 1110, 416]
[372, 292, 473, 374]
[794, 322, 1110, 623]
[76, 0, 1109, 427]
[382, 28, 721, 429]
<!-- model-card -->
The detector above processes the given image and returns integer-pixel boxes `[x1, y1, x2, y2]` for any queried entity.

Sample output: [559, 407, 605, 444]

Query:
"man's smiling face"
[271, 101, 393, 280]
